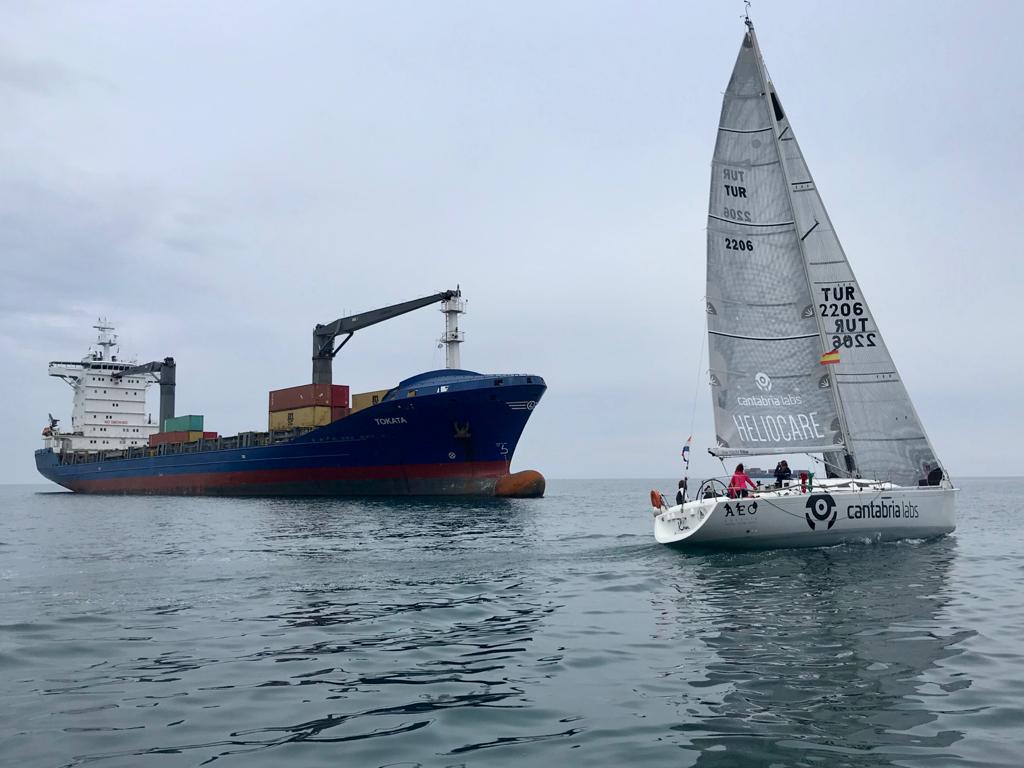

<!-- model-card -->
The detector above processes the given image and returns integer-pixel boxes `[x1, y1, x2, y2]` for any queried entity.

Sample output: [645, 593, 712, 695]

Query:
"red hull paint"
[61, 460, 510, 496]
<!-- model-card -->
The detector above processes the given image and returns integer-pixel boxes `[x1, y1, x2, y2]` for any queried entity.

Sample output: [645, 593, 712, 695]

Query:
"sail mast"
[743, 18, 857, 476]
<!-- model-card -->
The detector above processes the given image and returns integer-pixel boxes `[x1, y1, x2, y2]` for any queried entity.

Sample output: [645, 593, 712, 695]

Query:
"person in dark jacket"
[675, 478, 687, 505]
[774, 459, 792, 487]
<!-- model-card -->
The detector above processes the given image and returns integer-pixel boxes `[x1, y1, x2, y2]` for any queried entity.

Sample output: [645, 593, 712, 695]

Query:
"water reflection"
[249, 495, 534, 557]
[654, 538, 970, 766]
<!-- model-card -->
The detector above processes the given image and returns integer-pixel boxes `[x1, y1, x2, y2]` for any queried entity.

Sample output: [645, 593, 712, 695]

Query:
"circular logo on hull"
[805, 493, 837, 530]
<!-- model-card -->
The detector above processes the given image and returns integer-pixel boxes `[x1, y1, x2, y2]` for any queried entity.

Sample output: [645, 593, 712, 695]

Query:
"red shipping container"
[269, 383, 350, 411]
[202, 431, 218, 439]
[331, 406, 350, 422]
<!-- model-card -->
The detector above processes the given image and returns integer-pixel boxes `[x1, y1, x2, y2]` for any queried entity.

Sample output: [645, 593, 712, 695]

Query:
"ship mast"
[439, 291, 466, 369]
[92, 318, 119, 361]
[745, 18, 857, 475]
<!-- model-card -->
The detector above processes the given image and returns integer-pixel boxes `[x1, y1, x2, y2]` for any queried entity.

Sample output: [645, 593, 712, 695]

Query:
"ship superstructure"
[44, 320, 159, 453]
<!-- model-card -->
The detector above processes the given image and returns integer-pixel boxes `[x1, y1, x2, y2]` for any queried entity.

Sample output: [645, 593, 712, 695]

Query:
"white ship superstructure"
[44, 320, 158, 453]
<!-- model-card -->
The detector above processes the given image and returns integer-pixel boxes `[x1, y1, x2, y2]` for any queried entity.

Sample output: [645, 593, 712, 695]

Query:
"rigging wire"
[687, 297, 709, 440]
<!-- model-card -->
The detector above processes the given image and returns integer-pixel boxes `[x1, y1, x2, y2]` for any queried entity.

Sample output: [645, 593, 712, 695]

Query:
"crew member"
[728, 463, 758, 498]
[774, 459, 792, 487]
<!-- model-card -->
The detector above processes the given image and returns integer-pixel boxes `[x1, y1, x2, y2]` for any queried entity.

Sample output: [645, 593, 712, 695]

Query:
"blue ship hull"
[35, 370, 546, 496]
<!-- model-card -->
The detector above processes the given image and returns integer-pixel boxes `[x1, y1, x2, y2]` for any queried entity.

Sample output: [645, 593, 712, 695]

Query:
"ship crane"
[312, 288, 462, 385]
[112, 358, 176, 431]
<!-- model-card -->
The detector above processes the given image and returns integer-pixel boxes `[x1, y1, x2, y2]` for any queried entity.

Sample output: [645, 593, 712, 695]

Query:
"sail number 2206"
[819, 286, 877, 349]
[832, 333, 877, 348]
[724, 237, 754, 251]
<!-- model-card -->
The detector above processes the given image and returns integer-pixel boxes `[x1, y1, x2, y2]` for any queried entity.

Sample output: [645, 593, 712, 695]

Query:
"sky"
[2, 1, 1021, 483]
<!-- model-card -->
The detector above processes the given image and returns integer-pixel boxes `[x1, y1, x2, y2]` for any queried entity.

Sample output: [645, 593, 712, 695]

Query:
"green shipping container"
[164, 414, 204, 432]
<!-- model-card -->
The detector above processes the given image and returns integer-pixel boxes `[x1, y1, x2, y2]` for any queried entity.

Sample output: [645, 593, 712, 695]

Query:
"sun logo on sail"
[805, 494, 837, 531]
[754, 372, 772, 392]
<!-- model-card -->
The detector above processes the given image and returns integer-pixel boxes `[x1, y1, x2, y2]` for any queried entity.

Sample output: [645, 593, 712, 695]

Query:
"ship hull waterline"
[654, 484, 957, 551]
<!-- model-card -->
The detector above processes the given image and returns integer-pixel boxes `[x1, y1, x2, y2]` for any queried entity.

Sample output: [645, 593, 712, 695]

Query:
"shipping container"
[268, 384, 349, 412]
[268, 406, 333, 431]
[331, 406, 350, 422]
[149, 430, 204, 447]
[202, 431, 218, 439]
[164, 414, 204, 432]
[351, 390, 389, 413]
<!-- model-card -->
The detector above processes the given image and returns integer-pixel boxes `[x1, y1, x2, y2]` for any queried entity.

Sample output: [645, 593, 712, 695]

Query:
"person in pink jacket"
[728, 463, 758, 498]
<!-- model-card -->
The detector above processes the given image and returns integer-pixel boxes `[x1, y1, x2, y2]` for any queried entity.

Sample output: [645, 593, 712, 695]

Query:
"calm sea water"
[1, 478, 1021, 767]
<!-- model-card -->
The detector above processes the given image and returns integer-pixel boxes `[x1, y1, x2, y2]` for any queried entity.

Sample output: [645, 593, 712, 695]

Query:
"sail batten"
[709, 331, 819, 341]
[719, 126, 773, 134]
[704, 22, 944, 486]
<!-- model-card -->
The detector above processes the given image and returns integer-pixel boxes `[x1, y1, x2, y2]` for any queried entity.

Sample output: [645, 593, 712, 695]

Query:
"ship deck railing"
[57, 428, 317, 465]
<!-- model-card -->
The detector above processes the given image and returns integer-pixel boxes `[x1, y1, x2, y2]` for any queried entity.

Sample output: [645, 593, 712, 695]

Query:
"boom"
[113, 358, 176, 430]
[312, 289, 460, 385]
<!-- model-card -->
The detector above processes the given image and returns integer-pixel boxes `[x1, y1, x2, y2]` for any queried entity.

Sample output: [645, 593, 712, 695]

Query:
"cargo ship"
[35, 290, 547, 497]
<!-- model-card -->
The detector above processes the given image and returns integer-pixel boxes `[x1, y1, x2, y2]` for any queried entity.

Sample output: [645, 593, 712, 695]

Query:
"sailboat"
[652, 18, 956, 549]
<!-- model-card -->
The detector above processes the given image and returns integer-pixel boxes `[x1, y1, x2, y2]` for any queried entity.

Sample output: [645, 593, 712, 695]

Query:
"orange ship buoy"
[650, 489, 662, 509]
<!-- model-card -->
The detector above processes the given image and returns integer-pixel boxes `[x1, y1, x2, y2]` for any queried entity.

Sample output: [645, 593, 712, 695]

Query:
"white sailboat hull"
[653, 480, 956, 550]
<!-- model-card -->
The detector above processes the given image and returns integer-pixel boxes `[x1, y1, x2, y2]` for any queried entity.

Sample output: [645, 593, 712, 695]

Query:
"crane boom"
[312, 289, 460, 385]
[113, 357, 176, 430]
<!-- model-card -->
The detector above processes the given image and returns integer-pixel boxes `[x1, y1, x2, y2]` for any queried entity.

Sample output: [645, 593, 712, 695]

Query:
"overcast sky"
[2, 1, 1021, 484]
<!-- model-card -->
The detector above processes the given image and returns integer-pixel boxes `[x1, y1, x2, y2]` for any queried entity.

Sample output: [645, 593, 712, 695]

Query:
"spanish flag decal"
[820, 349, 841, 365]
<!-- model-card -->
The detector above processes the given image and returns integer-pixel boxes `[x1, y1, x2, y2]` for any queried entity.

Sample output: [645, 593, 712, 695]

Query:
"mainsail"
[706, 21, 943, 487]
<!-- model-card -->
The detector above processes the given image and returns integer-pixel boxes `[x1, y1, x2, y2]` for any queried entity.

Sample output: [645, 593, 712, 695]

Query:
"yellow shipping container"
[351, 389, 389, 413]
[188, 431, 203, 441]
[269, 406, 332, 430]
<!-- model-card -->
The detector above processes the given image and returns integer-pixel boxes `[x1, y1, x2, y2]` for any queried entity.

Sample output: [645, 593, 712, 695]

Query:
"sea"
[1, 477, 1021, 768]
